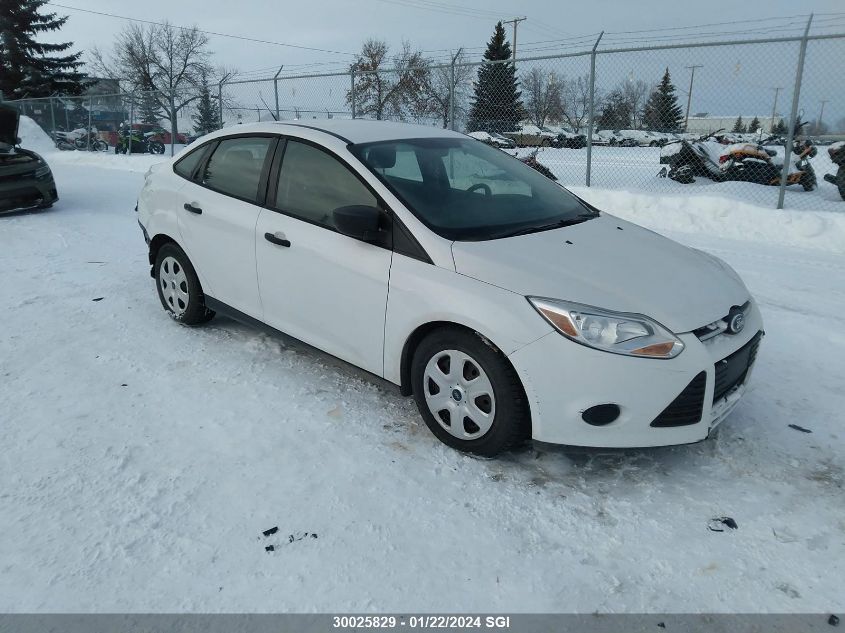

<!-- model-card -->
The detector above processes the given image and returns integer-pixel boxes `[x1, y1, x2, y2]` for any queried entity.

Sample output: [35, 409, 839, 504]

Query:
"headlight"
[34, 164, 51, 179]
[528, 297, 684, 359]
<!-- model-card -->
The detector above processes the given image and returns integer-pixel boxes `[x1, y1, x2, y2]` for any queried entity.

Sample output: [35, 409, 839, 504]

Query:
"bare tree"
[346, 39, 429, 120]
[560, 74, 593, 132]
[621, 79, 650, 128]
[92, 21, 213, 136]
[523, 67, 564, 129]
[411, 51, 473, 128]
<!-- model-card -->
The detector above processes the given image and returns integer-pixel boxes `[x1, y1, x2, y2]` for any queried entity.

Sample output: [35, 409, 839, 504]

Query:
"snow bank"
[17, 115, 56, 155]
[571, 186, 845, 255]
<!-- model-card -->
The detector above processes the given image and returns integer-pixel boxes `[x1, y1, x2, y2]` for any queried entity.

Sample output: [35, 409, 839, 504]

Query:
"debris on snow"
[265, 545, 274, 552]
[708, 517, 738, 532]
[92, 297, 104, 302]
[829, 614, 840, 626]
[262, 526, 278, 537]
[788, 424, 813, 433]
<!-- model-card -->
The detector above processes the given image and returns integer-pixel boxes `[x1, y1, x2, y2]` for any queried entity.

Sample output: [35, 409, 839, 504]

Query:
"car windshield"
[351, 137, 594, 241]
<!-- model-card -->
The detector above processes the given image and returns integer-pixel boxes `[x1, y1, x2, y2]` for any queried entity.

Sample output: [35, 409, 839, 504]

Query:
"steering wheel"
[466, 183, 492, 196]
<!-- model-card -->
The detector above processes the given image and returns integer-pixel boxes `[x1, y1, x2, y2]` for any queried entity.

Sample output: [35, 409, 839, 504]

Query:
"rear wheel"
[411, 328, 530, 457]
[154, 243, 214, 325]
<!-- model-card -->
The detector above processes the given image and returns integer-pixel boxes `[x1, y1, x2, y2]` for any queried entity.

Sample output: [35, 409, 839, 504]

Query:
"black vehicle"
[554, 131, 587, 149]
[823, 142, 845, 200]
[0, 105, 58, 214]
[114, 127, 166, 155]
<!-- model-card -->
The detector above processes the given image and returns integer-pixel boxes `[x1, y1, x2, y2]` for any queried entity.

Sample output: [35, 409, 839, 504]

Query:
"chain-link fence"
[4, 27, 844, 211]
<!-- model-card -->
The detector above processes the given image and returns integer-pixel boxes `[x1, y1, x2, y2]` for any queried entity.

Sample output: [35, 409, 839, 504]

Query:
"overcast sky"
[45, 0, 845, 125]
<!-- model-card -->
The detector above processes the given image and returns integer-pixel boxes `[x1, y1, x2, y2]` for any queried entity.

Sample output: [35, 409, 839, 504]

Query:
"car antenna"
[259, 94, 278, 122]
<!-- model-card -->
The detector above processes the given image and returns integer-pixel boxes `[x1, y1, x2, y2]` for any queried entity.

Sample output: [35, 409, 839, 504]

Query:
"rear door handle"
[264, 232, 291, 248]
[183, 203, 202, 214]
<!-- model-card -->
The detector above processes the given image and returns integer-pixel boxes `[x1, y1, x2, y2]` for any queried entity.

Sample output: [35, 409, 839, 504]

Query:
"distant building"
[685, 114, 785, 135]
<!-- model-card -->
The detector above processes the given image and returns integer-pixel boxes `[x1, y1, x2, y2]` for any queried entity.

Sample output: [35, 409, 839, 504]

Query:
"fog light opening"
[582, 404, 620, 426]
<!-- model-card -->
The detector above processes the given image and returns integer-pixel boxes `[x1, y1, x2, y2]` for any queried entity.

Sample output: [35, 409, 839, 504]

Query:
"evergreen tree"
[596, 89, 632, 130]
[748, 116, 761, 133]
[642, 68, 684, 132]
[772, 119, 788, 135]
[134, 79, 164, 126]
[192, 77, 219, 135]
[467, 22, 525, 132]
[732, 116, 746, 133]
[0, 0, 86, 99]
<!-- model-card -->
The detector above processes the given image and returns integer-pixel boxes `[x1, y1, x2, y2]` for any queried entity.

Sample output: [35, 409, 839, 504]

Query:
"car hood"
[450, 214, 750, 333]
[0, 105, 20, 147]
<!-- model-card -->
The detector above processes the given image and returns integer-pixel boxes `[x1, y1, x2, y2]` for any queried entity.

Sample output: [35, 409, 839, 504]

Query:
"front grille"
[0, 187, 43, 211]
[713, 332, 762, 403]
[651, 371, 707, 427]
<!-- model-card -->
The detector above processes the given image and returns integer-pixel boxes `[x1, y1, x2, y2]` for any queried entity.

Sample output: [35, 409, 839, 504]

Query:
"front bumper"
[508, 301, 764, 448]
[0, 175, 58, 213]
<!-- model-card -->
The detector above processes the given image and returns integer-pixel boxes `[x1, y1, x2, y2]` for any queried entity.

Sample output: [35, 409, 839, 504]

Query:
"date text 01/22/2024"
[332, 615, 512, 629]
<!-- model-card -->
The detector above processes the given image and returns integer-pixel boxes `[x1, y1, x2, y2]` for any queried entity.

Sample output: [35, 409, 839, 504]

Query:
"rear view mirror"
[333, 205, 381, 241]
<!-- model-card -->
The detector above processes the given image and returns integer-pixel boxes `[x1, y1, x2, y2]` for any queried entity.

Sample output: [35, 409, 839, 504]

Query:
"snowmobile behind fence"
[658, 129, 816, 191]
[516, 148, 558, 181]
[823, 141, 845, 201]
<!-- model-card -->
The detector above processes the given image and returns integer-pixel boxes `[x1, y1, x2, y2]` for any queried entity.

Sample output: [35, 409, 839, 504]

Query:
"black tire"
[411, 327, 530, 457]
[836, 168, 845, 201]
[154, 243, 215, 326]
[801, 172, 816, 191]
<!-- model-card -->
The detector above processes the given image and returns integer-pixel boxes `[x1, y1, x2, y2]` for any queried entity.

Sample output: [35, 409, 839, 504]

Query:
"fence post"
[129, 94, 135, 154]
[448, 48, 463, 131]
[585, 31, 604, 187]
[777, 14, 813, 210]
[217, 77, 227, 129]
[350, 72, 356, 119]
[273, 66, 284, 121]
[87, 95, 93, 151]
[169, 89, 176, 157]
[49, 97, 56, 139]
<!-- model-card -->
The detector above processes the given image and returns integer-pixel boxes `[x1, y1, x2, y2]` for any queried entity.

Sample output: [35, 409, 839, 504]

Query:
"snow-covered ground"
[1, 121, 844, 613]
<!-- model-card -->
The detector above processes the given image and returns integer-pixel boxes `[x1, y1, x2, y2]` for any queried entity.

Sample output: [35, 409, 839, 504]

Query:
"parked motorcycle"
[114, 128, 166, 155]
[658, 129, 816, 190]
[73, 129, 108, 152]
[823, 141, 845, 201]
[51, 130, 78, 151]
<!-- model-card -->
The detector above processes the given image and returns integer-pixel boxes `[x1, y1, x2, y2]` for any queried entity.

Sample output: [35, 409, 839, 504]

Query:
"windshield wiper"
[490, 212, 598, 240]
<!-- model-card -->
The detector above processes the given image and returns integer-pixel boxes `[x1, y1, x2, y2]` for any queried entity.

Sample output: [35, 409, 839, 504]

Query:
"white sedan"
[137, 120, 763, 456]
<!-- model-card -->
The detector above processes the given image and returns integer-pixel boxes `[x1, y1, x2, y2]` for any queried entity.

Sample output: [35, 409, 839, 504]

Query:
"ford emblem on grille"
[726, 308, 745, 334]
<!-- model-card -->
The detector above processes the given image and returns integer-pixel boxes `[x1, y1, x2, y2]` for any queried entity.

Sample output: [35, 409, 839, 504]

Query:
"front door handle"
[264, 232, 291, 248]
[183, 202, 202, 214]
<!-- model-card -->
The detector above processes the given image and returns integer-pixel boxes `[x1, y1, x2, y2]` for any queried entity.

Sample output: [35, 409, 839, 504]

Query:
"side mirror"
[333, 205, 382, 241]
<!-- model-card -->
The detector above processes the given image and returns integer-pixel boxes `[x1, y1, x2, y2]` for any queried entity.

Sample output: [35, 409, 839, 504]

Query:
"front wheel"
[411, 328, 530, 457]
[154, 243, 215, 325]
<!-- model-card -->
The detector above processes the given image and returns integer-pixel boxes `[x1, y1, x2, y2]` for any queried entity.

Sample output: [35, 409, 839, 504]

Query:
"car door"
[255, 138, 393, 376]
[177, 135, 275, 318]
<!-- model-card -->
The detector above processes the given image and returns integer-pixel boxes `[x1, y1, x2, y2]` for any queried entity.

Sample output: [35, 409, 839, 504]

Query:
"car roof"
[220, 119, 466, 144]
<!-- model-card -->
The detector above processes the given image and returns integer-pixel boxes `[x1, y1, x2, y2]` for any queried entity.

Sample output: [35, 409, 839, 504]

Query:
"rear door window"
[201, 137, 273, 202]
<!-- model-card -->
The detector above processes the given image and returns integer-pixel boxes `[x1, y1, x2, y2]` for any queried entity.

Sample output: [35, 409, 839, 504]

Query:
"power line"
[46, 2, 358, 56]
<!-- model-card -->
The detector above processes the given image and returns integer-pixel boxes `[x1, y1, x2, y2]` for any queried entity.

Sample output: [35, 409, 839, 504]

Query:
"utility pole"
[770, 86, 782, 132]
[816, 99, 827, 134]
[683, 65, 703, 132]
[448, 47, 463, 131]
[502, 17, 527, 60]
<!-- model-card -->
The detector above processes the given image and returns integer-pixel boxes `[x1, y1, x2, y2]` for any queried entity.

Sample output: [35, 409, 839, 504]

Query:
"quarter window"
[201, 137, 272, 202]
[173, 145, 206, 180]
[276, 140, 377, 229]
